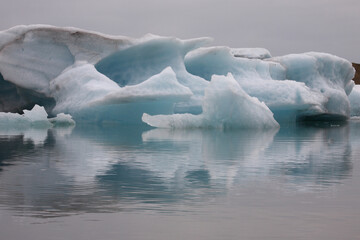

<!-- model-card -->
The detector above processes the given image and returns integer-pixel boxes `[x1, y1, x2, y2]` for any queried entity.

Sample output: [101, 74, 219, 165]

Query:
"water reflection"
[0, 123, 355, 217]
[266, 125, 352, 188]
[0, 128, 56, 171]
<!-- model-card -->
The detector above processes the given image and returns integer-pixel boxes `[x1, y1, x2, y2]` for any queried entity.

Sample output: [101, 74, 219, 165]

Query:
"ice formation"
[184, 47, 355, 122]
[142, 74, 279, 129]
[0, 104, 75, 128]
[0, 25, 356, 128]
[349, 85, 360, 117]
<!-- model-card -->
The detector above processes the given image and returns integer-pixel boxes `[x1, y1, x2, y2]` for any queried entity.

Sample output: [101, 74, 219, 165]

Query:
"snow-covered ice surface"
[0, 25, 357, 128]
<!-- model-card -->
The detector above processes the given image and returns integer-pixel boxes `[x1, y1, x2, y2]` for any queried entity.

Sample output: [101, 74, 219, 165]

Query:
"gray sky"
[1, 0, 359, 62]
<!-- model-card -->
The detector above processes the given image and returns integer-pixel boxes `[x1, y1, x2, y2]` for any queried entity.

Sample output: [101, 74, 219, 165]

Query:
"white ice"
[49, 113, 76, 127]
[349, 85, 360, 117]
[0, 105, 51, 128]
[185, 47, 355, 122]
[50, 64, 193, 123]
[0, 104, 75, 128]
[0, 25, 356, 128]
[142, 74, 279, 129]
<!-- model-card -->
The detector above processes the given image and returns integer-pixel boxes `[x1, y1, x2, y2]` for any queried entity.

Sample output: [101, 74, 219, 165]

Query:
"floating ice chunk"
[142, 74, 279, 129]
[0, 111, 31, 128]
[0, 105, 51, 128]
[23, 105, 53, 128]
[0, 104, 75, 129]
[349, 85, 360, 117]
[23, 104, 50, 121]
[49, 113, 76, 127]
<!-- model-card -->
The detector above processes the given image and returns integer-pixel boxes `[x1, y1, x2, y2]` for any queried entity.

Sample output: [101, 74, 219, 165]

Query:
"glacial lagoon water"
[1, 121, 360, 240]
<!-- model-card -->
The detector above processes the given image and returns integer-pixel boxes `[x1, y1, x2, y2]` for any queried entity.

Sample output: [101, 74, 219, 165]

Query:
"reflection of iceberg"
[260, 125, 352, 189]
[0, 124, 355, 217]
[349, 121, 360, 159]
[142, 127, 279, 188]
[142, 125, 352, 190]
[0, 25, 356, 127]
[0, 128, 58, 171]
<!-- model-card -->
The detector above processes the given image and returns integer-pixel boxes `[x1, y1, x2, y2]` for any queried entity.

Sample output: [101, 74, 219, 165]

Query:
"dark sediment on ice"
[353, 63, 360, 84]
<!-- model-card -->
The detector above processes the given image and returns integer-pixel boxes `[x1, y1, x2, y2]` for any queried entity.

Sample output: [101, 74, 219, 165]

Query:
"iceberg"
[50, 64, 193, 123]
[184, 47, 355, 122]
[0, 104, 52, 128]
[349, 85, 360, 117]
[49, 113, 76, 127]
[0, 25, 356, 128]
[0, 104, 75, 129]
[142, 74, 279, 129]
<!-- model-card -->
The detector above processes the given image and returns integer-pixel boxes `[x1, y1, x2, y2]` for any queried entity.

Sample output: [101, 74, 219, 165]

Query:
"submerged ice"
[0, 25, 357, 128]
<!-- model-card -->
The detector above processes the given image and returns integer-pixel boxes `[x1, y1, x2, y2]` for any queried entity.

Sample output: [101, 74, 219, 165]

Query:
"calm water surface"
[0, 121, 360, 240]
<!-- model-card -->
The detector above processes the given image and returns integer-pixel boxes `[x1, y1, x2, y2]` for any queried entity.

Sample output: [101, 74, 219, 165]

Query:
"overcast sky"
[1, 0, 359, 62]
